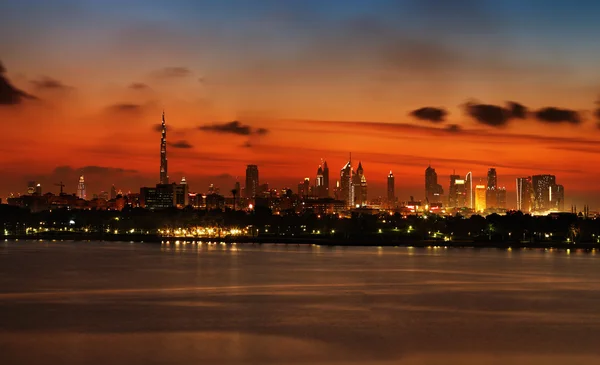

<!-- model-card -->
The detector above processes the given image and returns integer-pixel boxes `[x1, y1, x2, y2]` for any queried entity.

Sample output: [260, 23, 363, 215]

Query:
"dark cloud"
[153, 67, 191, 78]
[199, 121, 252, 135]
[242, 141, 252, 148]
[595, 100, 600, 122]
[129, 82, 149, 90]
[255, 127, 269, 135]
[464, 101, 526, 127]
[30, 76, 71, 91]
[168, 140, 193, 149]
[409, 107, 447, 123]
[534, 107, 580, 124]
[215, 173, 234, 179]
[152, 123, 164, 132]
[53, 165, 137, 175]
[107, 103, 142, 113]
[0, 60, 36, 105]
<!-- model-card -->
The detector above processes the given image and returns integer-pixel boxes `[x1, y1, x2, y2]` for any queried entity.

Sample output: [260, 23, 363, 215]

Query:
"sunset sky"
[2, 0, 600, 208]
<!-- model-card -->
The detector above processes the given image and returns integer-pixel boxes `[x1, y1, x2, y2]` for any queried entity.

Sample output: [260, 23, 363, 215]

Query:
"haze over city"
[2, 0, 600, 208]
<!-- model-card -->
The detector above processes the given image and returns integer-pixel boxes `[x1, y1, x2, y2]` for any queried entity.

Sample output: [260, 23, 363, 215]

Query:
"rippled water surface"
[1, 241, 599, 365]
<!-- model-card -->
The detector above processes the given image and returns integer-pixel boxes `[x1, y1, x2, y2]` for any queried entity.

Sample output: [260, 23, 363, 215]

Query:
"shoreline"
[2, 233, 598, 250]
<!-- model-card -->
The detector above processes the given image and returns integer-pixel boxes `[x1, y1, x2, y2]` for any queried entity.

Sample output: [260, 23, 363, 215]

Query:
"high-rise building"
[465, 172, 473, 209]
[298, 178, 310, 198]
[353, 162, 367, 206]
[387, 171, 395, 208]
[77, 175, 86, 200]
[316, 165, 325, 198]
[532, 174, 556, 211]
[110, 185, 117, 200]
[475, 184, 487, 212]
[425, 165, 443, 204]
[516, 177, 533, 212]
[486, 168, 497, 208]
[27, 181, 37, 195]
[159, 111, 169, 184]
[141, 184, 175, 210]
[449, 173, 466, 208]
[497, 187, 507, 209]
[340, 158, 353, 207]
[550, 184, 565, 211]
[245, 165, 259, 198]
[322, 161, 329, 198]
[174, 177, 189, 208]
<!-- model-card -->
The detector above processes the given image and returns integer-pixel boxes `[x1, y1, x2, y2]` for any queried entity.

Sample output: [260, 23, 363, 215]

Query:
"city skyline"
[2, 1, 600, 208]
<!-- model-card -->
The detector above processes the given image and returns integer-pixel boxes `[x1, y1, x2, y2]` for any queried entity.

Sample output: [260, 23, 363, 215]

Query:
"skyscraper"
[316, 162, 329, 198]
[475, 184, 486, 212]
[516, 177, 533, 212]
[27, 181, 37, 195]
[449, 173, 466, 208]
[497, 187, 507, 210]
[486, 168, 497, 208]
[110, 185, 117, 200]
[77, 175, 86, 200]
[353, 162, 367, 206]
[159, 111, 169, 185]
[532, 174, 556, 211]
[550, 184, 565, 211]
[245, 165, 259, 198]
[340, 159, 353, 207]
[387, 171, 395, 208]
[174, 177, 189, 208]
[425, 165, 443, 204]
[322, 161, 329, 198]
[465, 172, 473, 209]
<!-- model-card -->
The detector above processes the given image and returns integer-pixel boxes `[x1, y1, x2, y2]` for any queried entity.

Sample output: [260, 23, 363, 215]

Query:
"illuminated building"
[298, 178, 310, 198]
[550, 184, 565, 211]
[245, 165, 259, 198]
[340, 158, 354, 208]
[465, 172, 473, 209]
[425, 165, 443, 204]
[449, 173, 466, 208]
[496, 187, 507, 209]
[486, 168, 497, 208]
[159, 111, 169, 184]
[77, 175, 86, 200]
[174, 177, 189, 208]
[532, 174, 556, 211]
[516, 177, 533, 212]
[140, 184, 174, 210]
[387, 171, 395, 208]
[27, 181, 37, 195]
[475, 184, 486, 212]
[316, 160, 330, 198]
[110, 185, 117, 200]
[353, 161, 367, 207]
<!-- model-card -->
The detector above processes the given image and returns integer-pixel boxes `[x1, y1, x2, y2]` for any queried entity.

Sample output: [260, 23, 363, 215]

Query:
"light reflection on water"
[1, 240, 600, 365]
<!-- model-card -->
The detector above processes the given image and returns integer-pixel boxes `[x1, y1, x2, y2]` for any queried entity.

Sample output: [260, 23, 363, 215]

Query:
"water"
[1, 241, 599, 365]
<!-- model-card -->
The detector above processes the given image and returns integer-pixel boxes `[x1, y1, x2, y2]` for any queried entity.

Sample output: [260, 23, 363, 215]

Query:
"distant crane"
[54, 181, 65, 195]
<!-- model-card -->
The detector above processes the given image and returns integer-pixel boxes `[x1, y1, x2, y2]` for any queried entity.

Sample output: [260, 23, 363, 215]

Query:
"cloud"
[152, 67, 191, 78]
[129, 82, 149, 90]
[409, 107, 447, 123]
[255, 127, 269, 135]
[445, 124, 462, 133]
[106, 103, 142, 113]
[199, 121, 252, 135]
[242, 141, 252, 148]
[0, 60, 36, 105]
[534, 107, 581, 124]
[168, 140, 193, 149]
[152, 123, 165, 132]
[54, 165, 138, 175]
[30, 76, 72, 91]
[464, 101, 526, 127]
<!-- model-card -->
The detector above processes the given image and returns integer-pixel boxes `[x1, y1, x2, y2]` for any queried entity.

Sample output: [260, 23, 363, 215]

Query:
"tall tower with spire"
[77, 175, 86, 200]
[160, 111, 169, 184]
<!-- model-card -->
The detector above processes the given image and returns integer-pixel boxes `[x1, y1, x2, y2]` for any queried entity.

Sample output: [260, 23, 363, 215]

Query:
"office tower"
[465, 172, 473, 209]
[322, 161, 329, 198]
[333, 180, 341, 201]
[497, 187, 507, 209]
[486, 168, 497, 208]
[159, 111, 169, 185]
[449, 173, 466, 208]
[387, 171, 395, 208]
[245, 165, 259, 198]
[532, 174, 556, 211]
[353, 162, 367, 206]
[516, 177, 533, 212]
[550, 184, 564, 211]
[77, 175, 86, 200]
[235, 181, 241, 194]
[340, 158, 353, 207]
[316, 164, 325, 197]
[174, 177, 189, 208]
[425, 165, 443, 204]
[141, 184, 175, 210]
[298, 178, 310, 198]
[475, 185, 487, 212]
[110, 185, 117, 200]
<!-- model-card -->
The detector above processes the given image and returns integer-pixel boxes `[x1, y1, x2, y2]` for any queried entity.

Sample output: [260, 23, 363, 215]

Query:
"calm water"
[1, 241, 600, 365]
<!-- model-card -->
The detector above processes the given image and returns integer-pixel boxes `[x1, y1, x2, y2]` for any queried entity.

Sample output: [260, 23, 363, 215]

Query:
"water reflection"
[0, 241, 600, 365]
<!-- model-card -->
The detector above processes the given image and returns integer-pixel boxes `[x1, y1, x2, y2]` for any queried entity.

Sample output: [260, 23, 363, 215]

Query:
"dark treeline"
[1, 204, 599, 245]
